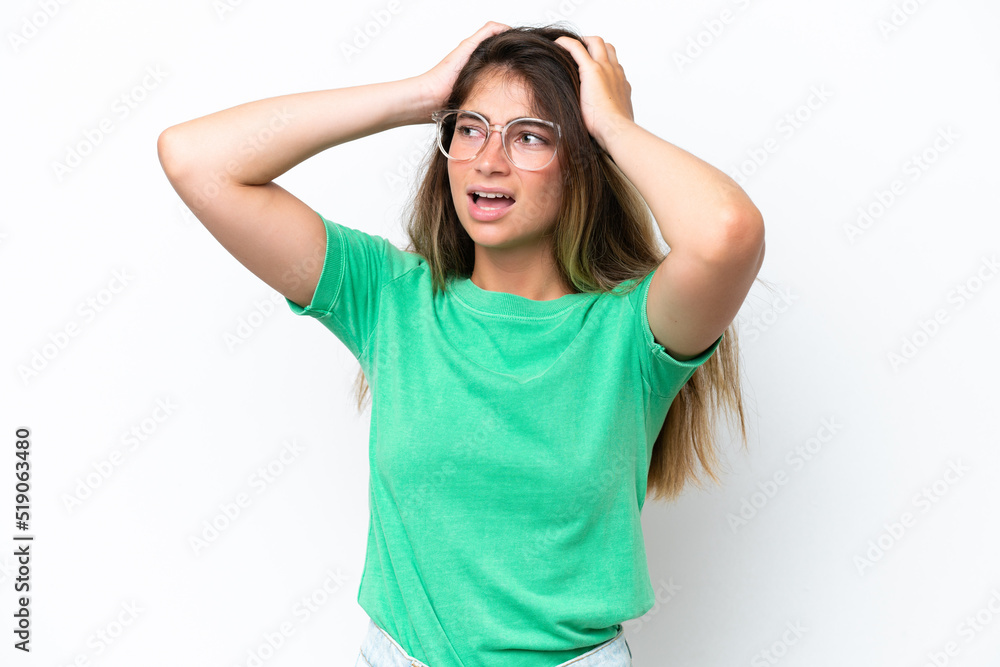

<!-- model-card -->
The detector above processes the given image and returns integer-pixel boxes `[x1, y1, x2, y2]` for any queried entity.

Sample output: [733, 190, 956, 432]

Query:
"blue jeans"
[355, 617, 633, 666]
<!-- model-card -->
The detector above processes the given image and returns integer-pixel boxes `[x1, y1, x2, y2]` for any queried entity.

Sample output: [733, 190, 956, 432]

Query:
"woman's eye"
[456, 124, 485, 138]
[517, 132, 548, 146]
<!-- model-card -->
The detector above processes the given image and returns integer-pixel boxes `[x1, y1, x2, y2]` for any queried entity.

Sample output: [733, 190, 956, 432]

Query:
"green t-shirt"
[285, 212, 721, 667]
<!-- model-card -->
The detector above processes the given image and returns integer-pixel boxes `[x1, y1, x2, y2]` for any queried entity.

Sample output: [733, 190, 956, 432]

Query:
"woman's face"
[447, 71, 564, 252]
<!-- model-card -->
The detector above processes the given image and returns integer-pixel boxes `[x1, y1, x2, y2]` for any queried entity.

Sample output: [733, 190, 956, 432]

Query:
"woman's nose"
[474, 127, 510, 171]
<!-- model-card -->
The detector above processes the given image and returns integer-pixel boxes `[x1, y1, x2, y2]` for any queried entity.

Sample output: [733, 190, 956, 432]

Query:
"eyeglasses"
[431, 109, 561, 171]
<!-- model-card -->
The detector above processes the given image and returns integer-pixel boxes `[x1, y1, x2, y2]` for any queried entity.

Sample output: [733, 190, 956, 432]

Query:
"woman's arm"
[157, 21, 510, 308]
[556, 34, 765, 360]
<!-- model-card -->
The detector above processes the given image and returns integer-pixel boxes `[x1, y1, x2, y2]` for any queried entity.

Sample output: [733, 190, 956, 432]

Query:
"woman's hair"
[350, 24, 763, 501]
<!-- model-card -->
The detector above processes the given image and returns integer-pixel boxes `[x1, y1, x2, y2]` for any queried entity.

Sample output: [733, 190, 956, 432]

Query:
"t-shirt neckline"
[448, 276, 596, 318]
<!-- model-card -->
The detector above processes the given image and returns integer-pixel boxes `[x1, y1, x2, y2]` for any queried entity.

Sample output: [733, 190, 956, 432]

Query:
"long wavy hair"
[351, 24, 762, 501]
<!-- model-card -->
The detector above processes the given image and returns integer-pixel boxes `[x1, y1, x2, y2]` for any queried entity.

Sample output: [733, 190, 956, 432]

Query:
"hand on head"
[554, 34, 634, 153]
[417, 21, 512, 116]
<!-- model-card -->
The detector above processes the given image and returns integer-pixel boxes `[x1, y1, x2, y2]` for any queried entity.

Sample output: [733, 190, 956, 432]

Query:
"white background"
[3, 0, 999, 665]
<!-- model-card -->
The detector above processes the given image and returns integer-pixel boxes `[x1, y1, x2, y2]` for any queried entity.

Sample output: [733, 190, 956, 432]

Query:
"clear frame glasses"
[431, 109, 561, 171]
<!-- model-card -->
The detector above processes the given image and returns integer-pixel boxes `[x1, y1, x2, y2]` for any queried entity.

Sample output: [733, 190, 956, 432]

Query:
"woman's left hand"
[554, 34, 634, 153]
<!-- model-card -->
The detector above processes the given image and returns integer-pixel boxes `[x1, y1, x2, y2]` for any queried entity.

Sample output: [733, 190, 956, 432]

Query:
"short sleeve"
[628, 268, 723, 398]
[284, 212, 413, 360]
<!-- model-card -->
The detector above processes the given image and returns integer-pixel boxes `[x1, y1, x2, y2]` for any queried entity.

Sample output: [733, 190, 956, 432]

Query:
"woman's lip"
[467, 192, 515, 221]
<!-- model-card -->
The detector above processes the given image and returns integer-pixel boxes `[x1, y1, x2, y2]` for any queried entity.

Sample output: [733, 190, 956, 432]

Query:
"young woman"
[158, 21, 764, 667]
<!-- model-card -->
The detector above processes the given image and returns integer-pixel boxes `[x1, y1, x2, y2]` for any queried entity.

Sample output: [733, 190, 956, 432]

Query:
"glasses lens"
[438, 111, 488, 161]
[505, 119, 558, 170]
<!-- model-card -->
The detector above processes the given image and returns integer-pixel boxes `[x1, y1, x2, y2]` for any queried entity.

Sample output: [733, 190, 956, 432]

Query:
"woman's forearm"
[157, 76, 434, 187]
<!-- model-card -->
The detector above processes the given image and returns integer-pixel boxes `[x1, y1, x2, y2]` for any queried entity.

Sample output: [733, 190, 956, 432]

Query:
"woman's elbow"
[713, 204, 765, 264]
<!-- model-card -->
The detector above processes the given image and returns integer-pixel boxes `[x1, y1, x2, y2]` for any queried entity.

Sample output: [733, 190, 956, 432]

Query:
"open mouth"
[471, 192, 516, 210]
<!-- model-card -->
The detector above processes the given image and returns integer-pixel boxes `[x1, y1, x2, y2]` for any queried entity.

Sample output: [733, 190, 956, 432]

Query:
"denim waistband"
[355, 617, 633, 666]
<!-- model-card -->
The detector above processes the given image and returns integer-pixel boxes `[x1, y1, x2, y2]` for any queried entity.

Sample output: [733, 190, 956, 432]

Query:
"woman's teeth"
[474, 192, 513, 209]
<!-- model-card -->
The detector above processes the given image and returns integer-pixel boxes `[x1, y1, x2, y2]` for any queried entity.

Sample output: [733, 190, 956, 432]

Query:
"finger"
[464, 21, 510, 47]
[581, 35, 610, 63]
[478, 20, 511, 34]
[554, 35, 594, 65]
[605, 43, 620, 67]
[447, 22, 509, 70]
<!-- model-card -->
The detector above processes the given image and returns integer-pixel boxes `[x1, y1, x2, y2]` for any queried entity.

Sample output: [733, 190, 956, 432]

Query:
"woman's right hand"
[413, 21, 511, 118]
